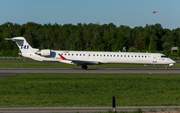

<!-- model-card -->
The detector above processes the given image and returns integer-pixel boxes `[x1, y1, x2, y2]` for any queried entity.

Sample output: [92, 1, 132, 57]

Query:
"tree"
[128, 46, 138, 52]
[115, 31, 127, 51]
[135, 33, 146, 51]
[149, 35, 157, 52]
[103, 29, 116, 51]
[0, 22, 179, 56]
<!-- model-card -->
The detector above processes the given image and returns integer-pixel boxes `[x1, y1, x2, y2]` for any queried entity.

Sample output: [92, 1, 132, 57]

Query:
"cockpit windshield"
[161, 55, 168, 58]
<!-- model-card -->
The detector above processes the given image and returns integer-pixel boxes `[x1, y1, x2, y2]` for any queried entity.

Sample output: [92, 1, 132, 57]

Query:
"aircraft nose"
[168, 59, 176, 66]
[172, 60, 176, 63]
[170, 59, 176, 64]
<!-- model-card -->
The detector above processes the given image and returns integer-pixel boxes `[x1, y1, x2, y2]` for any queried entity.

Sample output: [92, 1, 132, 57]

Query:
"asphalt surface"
[0, 106, 180, 113]
[1, 68, 180, 113]
[0, 68, 180, 74]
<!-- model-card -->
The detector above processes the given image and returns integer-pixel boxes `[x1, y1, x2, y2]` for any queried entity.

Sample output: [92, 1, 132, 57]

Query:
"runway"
[0, 68, 180, 74]
[0, 106, 180, 113]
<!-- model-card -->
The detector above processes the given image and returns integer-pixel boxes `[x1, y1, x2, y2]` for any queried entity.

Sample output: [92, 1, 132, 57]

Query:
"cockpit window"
[161, 55, 168, 58]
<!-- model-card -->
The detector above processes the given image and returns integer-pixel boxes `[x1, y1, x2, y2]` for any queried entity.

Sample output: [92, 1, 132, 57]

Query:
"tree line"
[0, 22, 179, 57]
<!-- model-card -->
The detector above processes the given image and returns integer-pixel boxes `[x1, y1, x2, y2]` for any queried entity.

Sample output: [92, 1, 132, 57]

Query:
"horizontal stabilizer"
[5, 37, 25, 41]
[5, 38, 11, 40]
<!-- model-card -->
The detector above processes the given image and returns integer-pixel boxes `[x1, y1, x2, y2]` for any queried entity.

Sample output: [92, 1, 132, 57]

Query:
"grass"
[0, 59, 180, 68]
[0, 74, 180, 107]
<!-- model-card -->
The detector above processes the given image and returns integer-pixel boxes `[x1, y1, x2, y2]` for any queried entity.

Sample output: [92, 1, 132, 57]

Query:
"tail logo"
[21, 45, 29, 49]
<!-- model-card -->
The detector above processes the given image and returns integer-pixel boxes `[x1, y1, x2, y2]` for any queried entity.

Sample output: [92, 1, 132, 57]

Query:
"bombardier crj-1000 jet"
[5, 37, 176, 69]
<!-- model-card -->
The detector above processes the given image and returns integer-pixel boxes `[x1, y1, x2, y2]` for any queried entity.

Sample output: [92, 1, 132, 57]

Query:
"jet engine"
[35, 49, 51, 56]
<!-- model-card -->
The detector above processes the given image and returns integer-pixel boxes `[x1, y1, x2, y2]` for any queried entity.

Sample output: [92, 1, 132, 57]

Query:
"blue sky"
[0, 0, 180, 29]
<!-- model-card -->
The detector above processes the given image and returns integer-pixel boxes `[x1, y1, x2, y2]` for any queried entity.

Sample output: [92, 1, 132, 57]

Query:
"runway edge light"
[112, 96, 116, 112]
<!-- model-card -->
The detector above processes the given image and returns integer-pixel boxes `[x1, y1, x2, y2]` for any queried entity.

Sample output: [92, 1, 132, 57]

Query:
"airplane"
[153, 11, 158, 14]
[5, 37, 176, 69]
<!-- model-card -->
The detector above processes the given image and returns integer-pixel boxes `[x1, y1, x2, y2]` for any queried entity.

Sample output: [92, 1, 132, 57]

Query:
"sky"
[0, 0, 180, 29]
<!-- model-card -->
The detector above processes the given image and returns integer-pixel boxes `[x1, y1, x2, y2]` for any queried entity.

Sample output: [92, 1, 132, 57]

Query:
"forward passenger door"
[152, 55, 157, 64]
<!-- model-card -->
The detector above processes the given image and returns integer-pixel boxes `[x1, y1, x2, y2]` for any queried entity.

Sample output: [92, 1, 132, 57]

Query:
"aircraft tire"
[165, 65, 168, 70]
[82, 65, 88, 69]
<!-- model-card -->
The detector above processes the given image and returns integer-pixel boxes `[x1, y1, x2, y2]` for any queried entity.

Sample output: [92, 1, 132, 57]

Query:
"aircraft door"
[152, 55, 157, 64]
[86, 53, 91, 60]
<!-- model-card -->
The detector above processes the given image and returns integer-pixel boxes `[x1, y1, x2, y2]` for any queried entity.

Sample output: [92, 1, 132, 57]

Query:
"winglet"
[58, 53, 67, 60]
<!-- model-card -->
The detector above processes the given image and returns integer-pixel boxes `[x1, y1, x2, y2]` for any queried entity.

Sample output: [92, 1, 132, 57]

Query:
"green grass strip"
[0, 74, 180, 107]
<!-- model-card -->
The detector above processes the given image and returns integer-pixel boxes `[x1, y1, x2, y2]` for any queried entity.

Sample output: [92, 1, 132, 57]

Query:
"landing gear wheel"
[82, 65, 88, 69]
[165, 65, 168, 70]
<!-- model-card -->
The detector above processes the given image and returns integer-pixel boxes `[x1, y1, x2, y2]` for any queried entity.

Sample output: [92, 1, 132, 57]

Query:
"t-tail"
[5, 37, 39, 56]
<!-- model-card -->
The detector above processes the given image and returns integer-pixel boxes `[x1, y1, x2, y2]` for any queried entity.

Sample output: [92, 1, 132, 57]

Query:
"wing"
[58, 53, 99, 65]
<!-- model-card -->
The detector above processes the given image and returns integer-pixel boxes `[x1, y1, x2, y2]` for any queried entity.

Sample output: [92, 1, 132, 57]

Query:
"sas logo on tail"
[21, 45, 29, 49]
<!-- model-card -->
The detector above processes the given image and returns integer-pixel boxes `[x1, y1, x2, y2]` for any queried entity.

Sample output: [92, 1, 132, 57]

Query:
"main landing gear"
[82, 65, 88, 69]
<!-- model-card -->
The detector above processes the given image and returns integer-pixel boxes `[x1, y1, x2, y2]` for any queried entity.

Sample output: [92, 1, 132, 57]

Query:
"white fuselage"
[22, 50, 175, 65]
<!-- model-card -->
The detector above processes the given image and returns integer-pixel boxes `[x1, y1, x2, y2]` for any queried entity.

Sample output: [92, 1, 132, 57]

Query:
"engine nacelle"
[35, 49, 51, 56]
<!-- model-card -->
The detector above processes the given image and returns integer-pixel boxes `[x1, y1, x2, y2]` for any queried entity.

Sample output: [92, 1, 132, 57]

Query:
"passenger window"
[72, 54, 73, 56]
[117, 55, 119, 57]
[142, 56, 143, 58]
[131, 55, 133, 57]
[110, 55, 112, 57]
[128, 55, 129, 57]
[139, 56, 140, 58]
[61, 53, 63, 55]
[83, 54, 85, 56]
[107, 55, 109, 57]
[100, 55, 102, 57]
[80, 54, 81, 56]
[104, 55, 105, 57]
[121, 55, 123, 57]
[97, 54, 98, 56]
[135, 55, 137, 57]
[76, 54, 78, 56]
[124, 55, 126, 57]
[89, 54, 90, 56]
[68, 54, 70, 56]
[114, 55, 115, 57]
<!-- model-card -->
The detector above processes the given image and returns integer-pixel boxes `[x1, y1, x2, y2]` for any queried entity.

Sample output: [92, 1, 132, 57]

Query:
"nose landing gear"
[165, 65, 168, 70]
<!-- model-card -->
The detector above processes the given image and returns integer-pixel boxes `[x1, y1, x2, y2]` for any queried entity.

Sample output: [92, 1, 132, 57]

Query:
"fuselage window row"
[61, 53, 150, 58]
